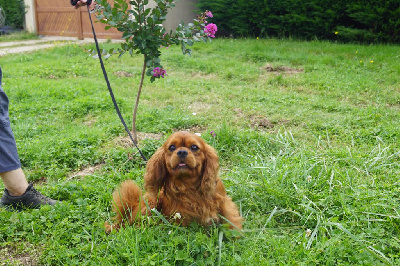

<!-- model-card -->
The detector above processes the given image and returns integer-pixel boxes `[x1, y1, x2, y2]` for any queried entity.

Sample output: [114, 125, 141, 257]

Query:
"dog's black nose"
[177, 149, 188, 158]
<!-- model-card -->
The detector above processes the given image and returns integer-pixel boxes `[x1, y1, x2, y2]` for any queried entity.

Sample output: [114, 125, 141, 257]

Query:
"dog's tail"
[105, 180, 142, 234]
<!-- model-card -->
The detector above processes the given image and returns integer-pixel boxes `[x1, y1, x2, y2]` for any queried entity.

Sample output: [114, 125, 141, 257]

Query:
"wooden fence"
[35, 0, 123, 39]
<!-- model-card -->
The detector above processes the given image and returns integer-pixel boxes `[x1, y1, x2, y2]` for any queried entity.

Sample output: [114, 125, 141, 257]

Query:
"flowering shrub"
[93, 0, 216, 141]
[204, 23, 217, 38]
[152, 67, 166, 78]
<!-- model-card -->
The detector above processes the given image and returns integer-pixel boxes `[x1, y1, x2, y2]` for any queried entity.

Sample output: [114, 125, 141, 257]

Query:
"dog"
[105, 131, 243, 233]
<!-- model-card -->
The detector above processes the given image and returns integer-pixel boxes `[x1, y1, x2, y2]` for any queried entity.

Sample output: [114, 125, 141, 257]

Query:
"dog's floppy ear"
[201, 143, 219, 196]
[144, 147, 167, 196]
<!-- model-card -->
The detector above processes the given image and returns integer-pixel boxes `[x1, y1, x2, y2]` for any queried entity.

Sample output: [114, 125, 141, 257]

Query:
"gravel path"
[0, 36, 122, 56]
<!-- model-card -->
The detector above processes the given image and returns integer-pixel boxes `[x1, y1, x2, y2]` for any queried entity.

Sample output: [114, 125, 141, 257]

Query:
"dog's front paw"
[141, 197, 158, 215]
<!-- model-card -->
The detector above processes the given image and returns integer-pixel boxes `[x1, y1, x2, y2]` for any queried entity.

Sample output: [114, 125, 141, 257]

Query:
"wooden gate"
[35, 0, 124, 39]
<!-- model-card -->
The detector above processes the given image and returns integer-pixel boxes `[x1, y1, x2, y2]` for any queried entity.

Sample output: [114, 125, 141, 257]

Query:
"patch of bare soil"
[386, 102, 400, 110]
[234, 108, 246, 117]
[67, 163, 104, 180]
[234, 108, 290, 131]
[261, 64, 303, 75]
[188, 102, 212, 114]
[83, 119, 97, 127]
[114, 71, 134, 77]
[32, 176, 48, 186]
[83, 115, 97, 127]
[250, 115, 291, 130]
[190, 72, 216, 79]
[250, 115, 275, 129]
[0, 243, 41, 266]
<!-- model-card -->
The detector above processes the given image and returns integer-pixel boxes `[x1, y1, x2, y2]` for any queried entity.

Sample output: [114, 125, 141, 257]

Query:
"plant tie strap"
[86, 4, 148, 162]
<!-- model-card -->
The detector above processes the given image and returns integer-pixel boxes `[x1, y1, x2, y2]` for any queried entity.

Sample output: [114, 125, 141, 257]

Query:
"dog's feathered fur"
[105, 131, 243, 233]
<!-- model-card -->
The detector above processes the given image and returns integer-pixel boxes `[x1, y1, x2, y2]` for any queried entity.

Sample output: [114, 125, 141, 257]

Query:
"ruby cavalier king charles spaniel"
[105, 131, 243, 233]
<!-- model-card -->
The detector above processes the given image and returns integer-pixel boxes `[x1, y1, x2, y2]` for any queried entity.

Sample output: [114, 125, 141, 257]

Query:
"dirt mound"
[261, 64, 303, 74]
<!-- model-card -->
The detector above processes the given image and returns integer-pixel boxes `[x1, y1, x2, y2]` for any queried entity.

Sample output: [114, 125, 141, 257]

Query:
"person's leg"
[0, 66, 57, 210]
[0, 168, 29, 196]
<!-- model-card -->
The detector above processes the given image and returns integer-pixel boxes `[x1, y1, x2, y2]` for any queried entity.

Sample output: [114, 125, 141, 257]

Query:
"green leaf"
[143, 8, 151, 17]
[154, 8, 161, 18]
[122, 32, 132, 39]
[147, 16, 154, 25]
[118, 50, 126, 58]
[187, 39, 194, 46]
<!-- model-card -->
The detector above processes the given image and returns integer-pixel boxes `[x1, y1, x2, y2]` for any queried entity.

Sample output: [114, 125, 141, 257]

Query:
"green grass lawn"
[0, 38, 399, 264]
[0, 31, 39, 42]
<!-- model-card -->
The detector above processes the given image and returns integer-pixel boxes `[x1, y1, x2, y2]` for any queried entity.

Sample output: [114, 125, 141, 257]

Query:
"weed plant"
[0, 38, 399, 264]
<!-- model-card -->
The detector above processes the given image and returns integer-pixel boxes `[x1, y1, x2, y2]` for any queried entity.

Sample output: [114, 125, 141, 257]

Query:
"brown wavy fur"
[105, 131, 243, 234]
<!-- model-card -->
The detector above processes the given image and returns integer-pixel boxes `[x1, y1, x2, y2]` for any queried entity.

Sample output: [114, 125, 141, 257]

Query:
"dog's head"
[145, 131, 219, 195]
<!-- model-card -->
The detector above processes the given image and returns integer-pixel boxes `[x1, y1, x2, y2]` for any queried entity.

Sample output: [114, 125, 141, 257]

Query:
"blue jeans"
[0, 67, 21, 173]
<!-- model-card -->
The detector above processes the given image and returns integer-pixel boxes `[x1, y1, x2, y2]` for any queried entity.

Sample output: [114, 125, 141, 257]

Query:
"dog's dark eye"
[169, 145, 176, 151]
[190, 145, 199, 151]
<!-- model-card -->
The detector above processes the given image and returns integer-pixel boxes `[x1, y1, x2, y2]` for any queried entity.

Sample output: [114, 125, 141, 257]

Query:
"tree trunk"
[132, 55, 147, 143]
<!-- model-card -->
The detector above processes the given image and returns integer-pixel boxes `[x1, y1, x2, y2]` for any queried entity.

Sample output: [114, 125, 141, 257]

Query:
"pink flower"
[152, 67, 166, 78]
[205, 10, 213, 18]
[204, 23, 217, 38]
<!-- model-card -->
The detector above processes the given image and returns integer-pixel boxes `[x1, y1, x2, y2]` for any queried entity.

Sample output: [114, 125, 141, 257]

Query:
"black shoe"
[0, 184, 57, 210]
